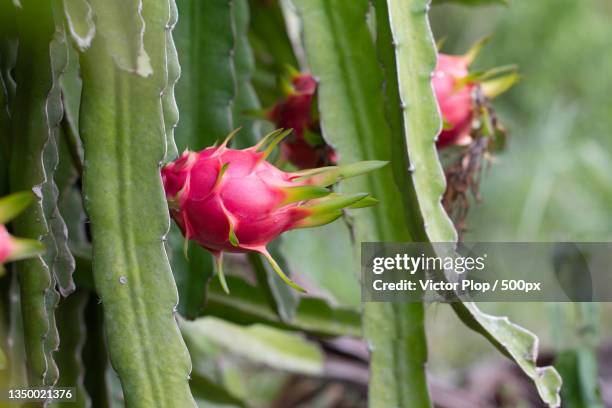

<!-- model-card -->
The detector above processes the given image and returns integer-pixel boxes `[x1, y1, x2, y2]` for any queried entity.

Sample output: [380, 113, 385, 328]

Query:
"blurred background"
[426, 0, 612, 406]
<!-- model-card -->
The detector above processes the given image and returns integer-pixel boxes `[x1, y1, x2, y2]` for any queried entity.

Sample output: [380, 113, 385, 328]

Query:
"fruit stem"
[259, 248, 306, 293]
[214, 252, 230, 294]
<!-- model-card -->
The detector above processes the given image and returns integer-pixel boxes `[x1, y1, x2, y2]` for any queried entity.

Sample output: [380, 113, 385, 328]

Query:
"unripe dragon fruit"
[267, 70, 336, 169]
[433, 40, 518, 149]
[162, 129, 384, 292]
[0, 192, 45, 270]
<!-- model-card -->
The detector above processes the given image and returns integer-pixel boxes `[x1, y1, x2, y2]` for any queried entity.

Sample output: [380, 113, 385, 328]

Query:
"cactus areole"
[268, 72, 336, 169]
[162, 129, 385, 292]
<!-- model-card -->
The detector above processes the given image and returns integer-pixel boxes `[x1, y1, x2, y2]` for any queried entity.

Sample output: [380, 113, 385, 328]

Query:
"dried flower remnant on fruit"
[434, 39, 518, 235]
[162, 129, 385, 292]
[267, 69, 336, 169]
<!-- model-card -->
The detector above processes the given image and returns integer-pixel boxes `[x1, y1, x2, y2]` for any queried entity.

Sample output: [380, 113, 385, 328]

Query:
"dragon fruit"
[433, 54, 475, 148]
[0, 192, 45, 269]
[0, 225, 12, 264]
[433, 41, 518, 149]
[268, 70, 336, 169]
[162, 129, 384, 292]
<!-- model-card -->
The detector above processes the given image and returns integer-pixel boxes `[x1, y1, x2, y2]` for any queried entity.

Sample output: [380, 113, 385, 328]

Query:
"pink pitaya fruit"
[162, 129, 384, 292]
[0, 192, 45, 269]
[268, 71, 336, 169]
[433, 41, 518, 149]
[0, 225, 12, 264]
[433, 54, 475, 149]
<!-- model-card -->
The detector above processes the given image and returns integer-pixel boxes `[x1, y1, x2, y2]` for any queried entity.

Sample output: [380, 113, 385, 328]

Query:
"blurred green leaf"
[249, 245, 299, 323]
[280, 223, 360, 308]
[556, 348, 604, 408]
[432, 0, 507, 6]
[181, 316, 324, 375]
[206, 276, 361, 337]
[551, 303, 603, 408]
[190, 372, 246, 408]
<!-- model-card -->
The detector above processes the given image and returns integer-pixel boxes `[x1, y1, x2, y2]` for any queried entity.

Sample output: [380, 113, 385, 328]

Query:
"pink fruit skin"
[162, 147, 311, 255]
[433, 54, 475, 148]
[269, 74, 336, 169]
[0, 225, 13, 264]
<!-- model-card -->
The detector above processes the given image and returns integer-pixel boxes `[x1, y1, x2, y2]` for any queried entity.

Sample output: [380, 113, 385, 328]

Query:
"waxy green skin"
[77, 0, 196, 406]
